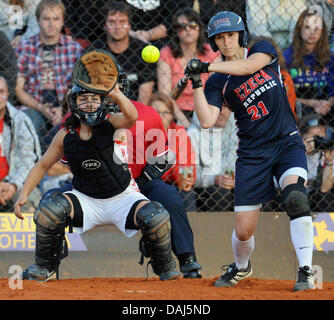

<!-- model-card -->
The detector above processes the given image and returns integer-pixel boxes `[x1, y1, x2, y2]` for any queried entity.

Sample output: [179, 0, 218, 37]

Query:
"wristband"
[192, 79, 202, 89]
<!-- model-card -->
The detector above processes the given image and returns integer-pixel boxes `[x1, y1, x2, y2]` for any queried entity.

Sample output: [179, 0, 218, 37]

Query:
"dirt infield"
[0, 277, 333, 300]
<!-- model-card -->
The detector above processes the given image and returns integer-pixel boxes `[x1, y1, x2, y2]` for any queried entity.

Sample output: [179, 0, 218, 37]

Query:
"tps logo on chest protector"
[82, 159, 101, 170]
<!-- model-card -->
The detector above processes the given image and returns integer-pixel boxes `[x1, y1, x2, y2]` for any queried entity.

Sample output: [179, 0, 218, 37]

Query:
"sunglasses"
[176, 22, 199, 32]
[307, 118, 323, 127]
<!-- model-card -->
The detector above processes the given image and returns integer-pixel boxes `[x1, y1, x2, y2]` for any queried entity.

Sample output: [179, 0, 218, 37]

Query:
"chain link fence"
[0, 0, 334, 212]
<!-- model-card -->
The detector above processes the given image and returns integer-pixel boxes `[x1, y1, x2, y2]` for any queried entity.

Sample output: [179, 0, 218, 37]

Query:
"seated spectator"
[187, 107, 238, 211]
[249, 36, 297, 119]
[15, 0, 83, 153]
[0, 0, 40, 46]
[62, 0, 104, 44]
[197, 0, 247, 30]
[306, 1, 334, 45]
[0, 76, 41, 212]
[0, 31, 17, 104]
[298, 113, 334, 211]
[149, 92, 197, 211]
[89, 1, 156, 105]
[284, 8, 334, 124]
[119, 0, 194, 49]
[157, 7, 221, 124]
[246, 0, 306, 51]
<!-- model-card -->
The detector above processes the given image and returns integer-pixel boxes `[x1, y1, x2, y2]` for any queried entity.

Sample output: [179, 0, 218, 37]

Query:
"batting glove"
[185, 73, 202, 89]
[184, 58, 210, 74]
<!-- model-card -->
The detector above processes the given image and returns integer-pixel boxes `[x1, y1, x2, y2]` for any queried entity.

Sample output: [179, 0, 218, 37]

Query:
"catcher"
[13, 49, 181, 282]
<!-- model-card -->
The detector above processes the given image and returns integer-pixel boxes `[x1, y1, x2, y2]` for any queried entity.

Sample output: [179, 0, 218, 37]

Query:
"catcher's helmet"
[118, 65, 129, 98]
[207, 11, 248, 52]
[107, 64, 129, 114]
[67, 84, 109, 126]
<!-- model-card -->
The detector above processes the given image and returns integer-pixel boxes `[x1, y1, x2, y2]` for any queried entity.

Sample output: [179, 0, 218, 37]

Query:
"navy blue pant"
[139, 179, 195, 256]
[44, 180, 195, 256]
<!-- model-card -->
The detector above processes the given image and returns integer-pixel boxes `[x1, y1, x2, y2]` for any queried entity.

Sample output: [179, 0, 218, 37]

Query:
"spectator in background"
[0, 31, 17, 104]
[187, 108, 238, 211]
[246, 0, 306, 51]
[197, 0, 247, 31]
[121, 0, 194, 49]
[298, 113, 334, 211]
[90, 1, 156, 105]
[157, 8, 221, 124]
[15, 0, 82, 153]
[0, 76, 41, 212]
[62, 0, 104, 44]
[284, 8, 334, 124]
[305, 0, 334, 50]
[0, 0, 40, 46]
[249, 36, 297, 119]
[149, 92, 197, 212]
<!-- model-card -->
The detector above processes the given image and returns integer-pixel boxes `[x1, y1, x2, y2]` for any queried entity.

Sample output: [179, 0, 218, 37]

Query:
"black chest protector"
[63, 120, 131, 199]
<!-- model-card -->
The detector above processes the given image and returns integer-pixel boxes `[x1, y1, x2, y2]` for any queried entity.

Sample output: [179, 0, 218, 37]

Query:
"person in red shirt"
[127, 95, 201, 279]
[147, 92, 197, 210]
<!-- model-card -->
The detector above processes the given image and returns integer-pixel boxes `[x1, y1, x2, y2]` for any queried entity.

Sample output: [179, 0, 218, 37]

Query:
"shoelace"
[220, 263, 238, 279]
[297, 268, 313, 282]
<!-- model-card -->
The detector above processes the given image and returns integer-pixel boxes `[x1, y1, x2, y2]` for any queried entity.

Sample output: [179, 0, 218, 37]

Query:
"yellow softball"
[141, 45, 160, 63]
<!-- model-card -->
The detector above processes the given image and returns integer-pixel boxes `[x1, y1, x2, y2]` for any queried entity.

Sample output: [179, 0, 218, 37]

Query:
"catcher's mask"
[108, 65, 129, 114]
[67, 84, 109, 126]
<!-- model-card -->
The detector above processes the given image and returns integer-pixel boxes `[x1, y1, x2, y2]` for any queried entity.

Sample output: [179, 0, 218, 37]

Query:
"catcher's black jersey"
[204, 40, 298, 150]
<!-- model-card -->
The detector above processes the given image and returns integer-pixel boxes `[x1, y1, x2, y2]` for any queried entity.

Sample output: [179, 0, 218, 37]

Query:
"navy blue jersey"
[204, 40, 298, 150]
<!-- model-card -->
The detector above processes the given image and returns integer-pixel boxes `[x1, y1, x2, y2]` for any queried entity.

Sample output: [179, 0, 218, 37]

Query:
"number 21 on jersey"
[247, 101, 269, 121]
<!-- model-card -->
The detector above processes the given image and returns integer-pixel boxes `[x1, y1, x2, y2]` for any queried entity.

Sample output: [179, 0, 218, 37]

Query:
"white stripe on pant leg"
[234, 204, 262, 212]
[279, 167, 308, 189]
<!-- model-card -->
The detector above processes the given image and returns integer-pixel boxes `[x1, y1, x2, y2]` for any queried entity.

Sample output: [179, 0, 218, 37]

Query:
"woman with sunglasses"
[157, 8, 221, 127]
[183, 11, 315, 291]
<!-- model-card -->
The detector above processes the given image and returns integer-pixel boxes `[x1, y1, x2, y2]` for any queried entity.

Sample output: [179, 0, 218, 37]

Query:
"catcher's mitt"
[73, 49, 119, 94]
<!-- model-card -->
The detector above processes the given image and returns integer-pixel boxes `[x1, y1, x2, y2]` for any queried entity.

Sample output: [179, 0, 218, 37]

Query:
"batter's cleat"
[159, 269, 181, 281]
[179, 253, 202, 279]
[214, 261, 252, 287]
[293, 266, 315, 291]
[22, 264, 57, 282]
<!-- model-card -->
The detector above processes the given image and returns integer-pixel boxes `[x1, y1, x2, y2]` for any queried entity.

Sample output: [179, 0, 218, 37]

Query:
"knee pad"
[136, 201, 171, 241]
[34, 192, 72, 273]
[282, 177, 310, 220]
[136, 201, 176, 276]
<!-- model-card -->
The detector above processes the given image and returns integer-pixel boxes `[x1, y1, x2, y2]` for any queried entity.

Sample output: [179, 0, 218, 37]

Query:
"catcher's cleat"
[22, 264, 57, 282]
[159, 269, 181, 281]
[214, 261, 252, 287]
[293, 266, 315, 291]
[179, 253, 202, 279]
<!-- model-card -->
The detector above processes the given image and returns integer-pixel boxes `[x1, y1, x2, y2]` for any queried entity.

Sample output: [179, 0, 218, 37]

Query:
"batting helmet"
[207, 11, 248, 52]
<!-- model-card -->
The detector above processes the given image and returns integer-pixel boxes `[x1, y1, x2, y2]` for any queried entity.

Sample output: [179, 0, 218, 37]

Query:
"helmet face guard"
[67, 85, 109, 126]
[107, 66, 129, 114]
[208, 11, 248, 51]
